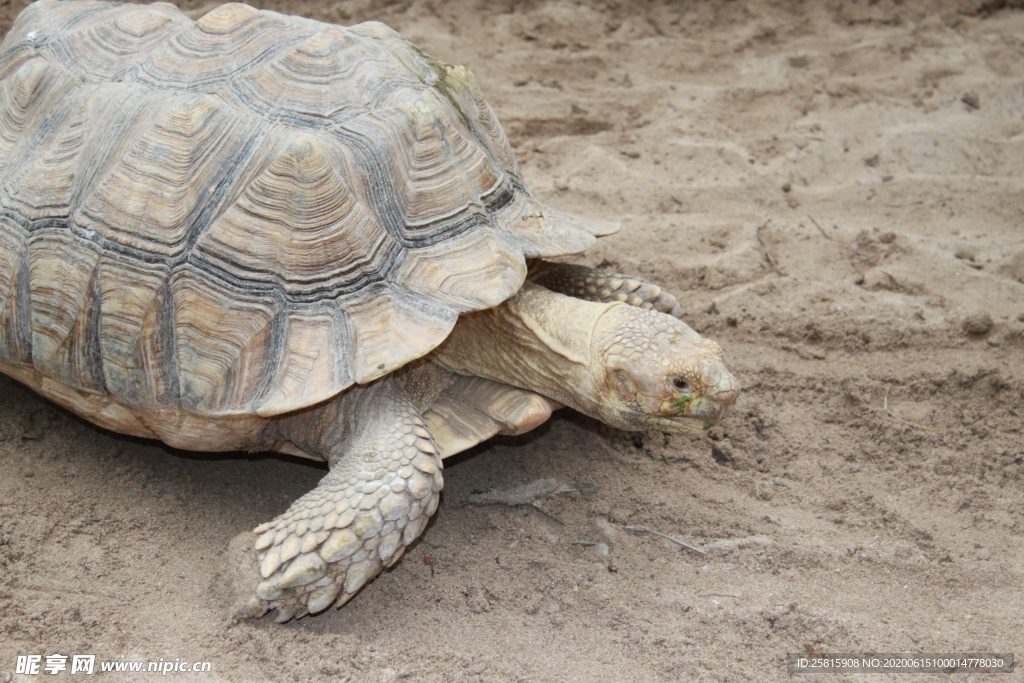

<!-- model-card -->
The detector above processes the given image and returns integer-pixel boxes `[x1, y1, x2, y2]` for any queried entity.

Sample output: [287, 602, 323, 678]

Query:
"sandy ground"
[2, 0, 1024, 681]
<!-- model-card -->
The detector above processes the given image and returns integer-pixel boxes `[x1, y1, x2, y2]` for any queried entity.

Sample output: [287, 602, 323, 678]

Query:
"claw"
[260, 547, 283, 579]
[377, 530, 402, 561]
[402, 515, 427, 544]
[273, 605, 297, 623]
[344, 558, 380, 594]
[256, 577, 284, 600]
[254, 530, 275, 551]
[279, 536, 301, 564]
[383, 544, 405, 567]
[307, 583, 341, 613]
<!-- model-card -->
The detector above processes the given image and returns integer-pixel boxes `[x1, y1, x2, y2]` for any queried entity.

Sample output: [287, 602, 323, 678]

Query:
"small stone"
[954, 248, 976, 262]
[962, 313, 993, 336]
[595, 543, 609, 557]
[466, 578, 498, 613]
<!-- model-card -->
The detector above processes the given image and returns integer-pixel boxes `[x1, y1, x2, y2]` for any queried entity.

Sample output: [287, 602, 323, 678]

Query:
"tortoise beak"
[698, 370, 741, 421]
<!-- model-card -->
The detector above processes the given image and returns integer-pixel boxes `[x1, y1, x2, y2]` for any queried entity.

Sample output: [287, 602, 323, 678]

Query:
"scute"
[0, 58, 52, 164]
[41, 4, 184, 81]
[192, 131, 396, 296]
[232, 28, 421, 123]
[77, 92, 244, 258]
[0, 0, 618, 420]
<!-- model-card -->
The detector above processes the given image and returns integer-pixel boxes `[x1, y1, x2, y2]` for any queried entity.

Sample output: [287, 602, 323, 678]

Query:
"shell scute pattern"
[0, 0, 614, 420]
[44, 5, 184, 82]
[136, 6, 301, 90]
[232, 28, 424, 124]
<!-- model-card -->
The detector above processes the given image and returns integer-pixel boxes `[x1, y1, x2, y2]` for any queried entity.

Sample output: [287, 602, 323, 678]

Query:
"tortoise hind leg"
[528, 260, 682, 318]
[229, 379, 442, 621]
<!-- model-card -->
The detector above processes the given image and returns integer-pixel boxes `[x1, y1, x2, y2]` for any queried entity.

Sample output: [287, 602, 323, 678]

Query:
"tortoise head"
[591, 305, 740, 433]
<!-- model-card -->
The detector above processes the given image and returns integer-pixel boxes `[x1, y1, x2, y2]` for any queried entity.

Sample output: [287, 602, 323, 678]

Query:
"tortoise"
[0, 0, 740, 621]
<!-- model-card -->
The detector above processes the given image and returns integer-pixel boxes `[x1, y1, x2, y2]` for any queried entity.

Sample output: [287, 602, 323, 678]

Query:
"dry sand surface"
[2, 0, 1023, 681]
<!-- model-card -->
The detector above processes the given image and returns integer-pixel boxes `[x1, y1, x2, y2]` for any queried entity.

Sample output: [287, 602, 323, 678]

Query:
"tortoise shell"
[0, 0, 613, 419]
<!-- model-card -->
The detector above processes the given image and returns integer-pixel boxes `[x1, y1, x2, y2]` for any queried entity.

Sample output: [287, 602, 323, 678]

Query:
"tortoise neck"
[430, 282, 617, 416]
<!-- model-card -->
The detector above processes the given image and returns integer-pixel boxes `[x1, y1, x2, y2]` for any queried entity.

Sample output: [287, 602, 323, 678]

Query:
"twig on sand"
[462, 478, 596, 525]
[882, 387, 944, 433]
[702, 592, 742, 599]
[756, 219, 786, 276]
[808, 215, 832, 240]
[625, 525, 706, 555]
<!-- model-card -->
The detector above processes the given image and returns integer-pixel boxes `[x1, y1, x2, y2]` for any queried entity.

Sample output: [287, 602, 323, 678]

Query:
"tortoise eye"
[671, 376, 690, 392]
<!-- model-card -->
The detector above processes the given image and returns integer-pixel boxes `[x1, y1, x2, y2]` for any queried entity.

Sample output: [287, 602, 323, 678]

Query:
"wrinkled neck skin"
[430, 282, 611, 420]
[431, 280, 733, 435]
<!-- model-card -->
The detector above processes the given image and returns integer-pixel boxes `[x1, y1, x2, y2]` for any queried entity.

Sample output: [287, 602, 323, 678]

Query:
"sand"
[1, 0, 1023, 681]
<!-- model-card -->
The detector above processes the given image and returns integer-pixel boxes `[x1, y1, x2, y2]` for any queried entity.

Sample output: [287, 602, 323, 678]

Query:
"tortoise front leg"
[528, 260, 682, 318]
[228, 379, 442, 622]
